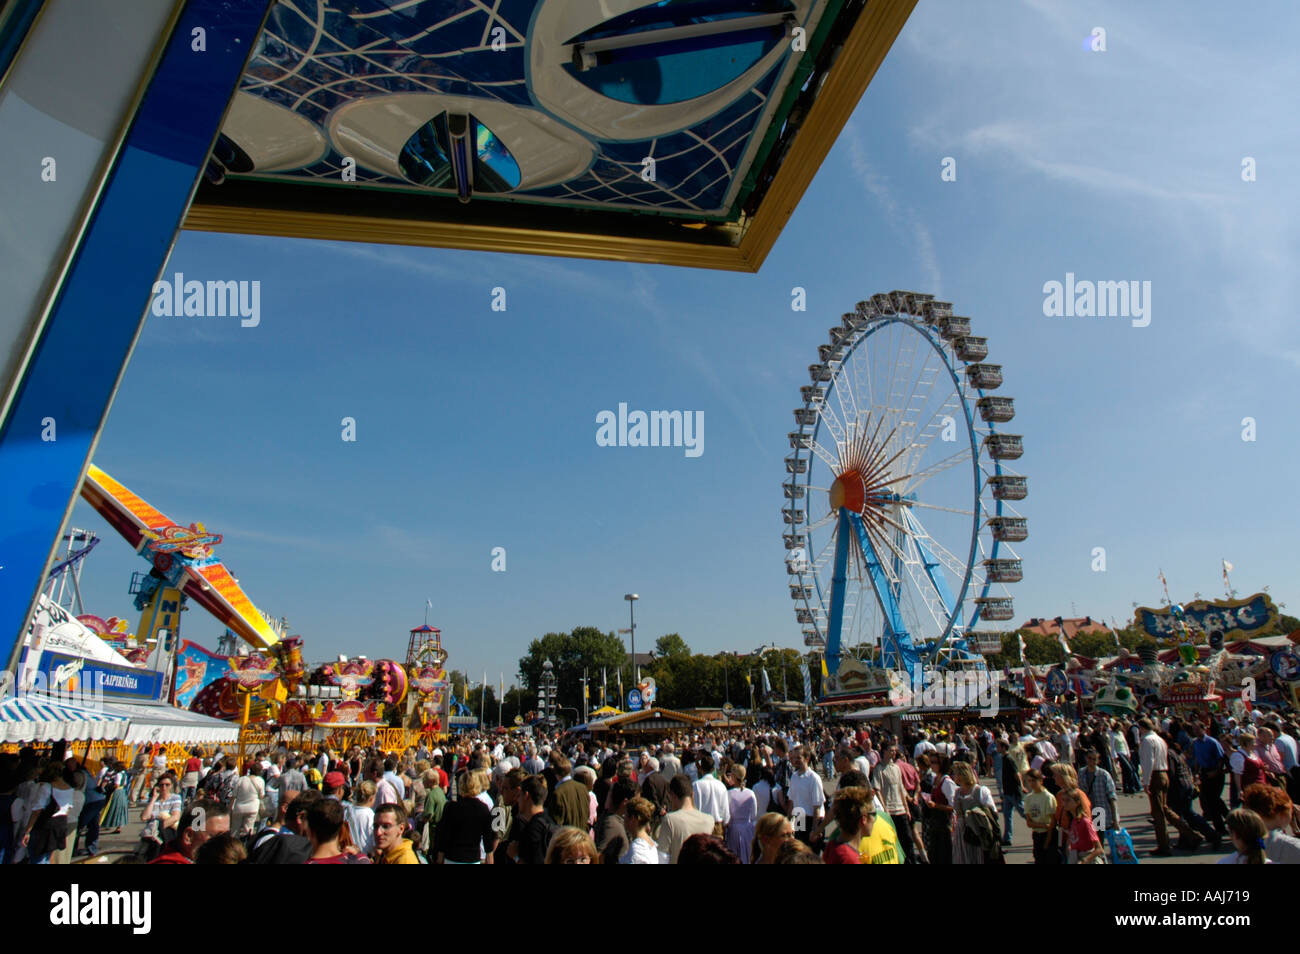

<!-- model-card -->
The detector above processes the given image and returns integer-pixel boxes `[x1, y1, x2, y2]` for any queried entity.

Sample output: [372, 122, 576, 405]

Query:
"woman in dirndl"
[951, 760, 997, 864]
[99, 761, 129, 833]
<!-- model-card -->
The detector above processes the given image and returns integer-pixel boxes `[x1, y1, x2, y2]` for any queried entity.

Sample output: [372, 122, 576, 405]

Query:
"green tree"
[655, 633, 691, 658]
[518, 626, 630, 716]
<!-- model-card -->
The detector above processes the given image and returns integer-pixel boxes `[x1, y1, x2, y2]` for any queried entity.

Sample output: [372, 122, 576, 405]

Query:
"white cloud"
[894, 0, 1300, 366]
[843, 123, 942, 293]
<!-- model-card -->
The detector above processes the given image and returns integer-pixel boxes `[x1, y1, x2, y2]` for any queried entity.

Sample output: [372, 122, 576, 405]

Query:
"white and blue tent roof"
[0, 694, 129, 744]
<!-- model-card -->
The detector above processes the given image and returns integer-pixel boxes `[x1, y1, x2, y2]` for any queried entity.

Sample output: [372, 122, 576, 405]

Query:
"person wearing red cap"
[323, 771, 347, 800]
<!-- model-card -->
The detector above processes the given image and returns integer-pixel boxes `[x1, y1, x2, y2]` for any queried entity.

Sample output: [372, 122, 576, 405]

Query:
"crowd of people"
[1, 706, 1297, 865]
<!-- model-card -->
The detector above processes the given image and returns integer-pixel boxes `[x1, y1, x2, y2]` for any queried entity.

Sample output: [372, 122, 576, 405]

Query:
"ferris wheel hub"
[829, 471, 866, 513]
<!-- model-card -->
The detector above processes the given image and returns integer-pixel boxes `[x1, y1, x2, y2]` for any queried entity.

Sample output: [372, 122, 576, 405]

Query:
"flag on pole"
[1222, 559, 1233, 590]
[602, 667, 607, 707]
[1023, 664, 1040, 700]
[426, 599, 433, 608]
[1017, 634, 1027, 662]
[801, 661, 812, 705]
[745, 672, 752, 686]
[761, 668, 772, 698]
[820, 656, 829, 678]
[1055, 622, 1071, 657]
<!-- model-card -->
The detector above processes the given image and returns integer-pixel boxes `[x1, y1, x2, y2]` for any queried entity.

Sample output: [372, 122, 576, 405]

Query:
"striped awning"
[99, 701, 241, 745]
[0, 694, 130, 744]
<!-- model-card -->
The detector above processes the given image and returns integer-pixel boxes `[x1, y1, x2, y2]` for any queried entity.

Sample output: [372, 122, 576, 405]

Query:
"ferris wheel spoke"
[805, 510, 839, 533]
[895, 341, 941, 442]
[832, 360, 861, 447]
[859, 440, 916, 494]
[885, 327, 919, 457]
[908, 500, 976, 517]
[816, 401, 847, 452]
[904, 446, 972, 492]
[903, 556, 950, 637]
[906, 510, 974, 585]
[808, 438, 842, 473]
[905, 393, 963, 476]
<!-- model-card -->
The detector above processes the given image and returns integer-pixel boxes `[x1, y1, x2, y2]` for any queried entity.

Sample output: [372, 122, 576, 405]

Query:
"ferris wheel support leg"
[824, 510, 853, 679]
[850, 513, 920, 682]
[903, 508, 962, 667]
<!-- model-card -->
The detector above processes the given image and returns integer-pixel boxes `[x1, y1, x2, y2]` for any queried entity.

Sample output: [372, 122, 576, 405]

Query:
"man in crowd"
[306, 797, 369, 864]
[250, 789, 320, 864]
[1139, 717, 1198, 856]
[510, 774, 558, 864]
[784, 745, 825, 843]
[1079, 746, 1118, 835]
[149, 800, 230, 864]
[658, 742, 683, 780]
[374, 802, 418, 864]
[597, 778, 636, 865]
[691, 753, 731, 836]
[658, 774, 715, 863]
[870, 742, 916, 863]
[547, 752, 590, 830]
[276, 755, 308, 811]
[999, 738, 1026, 846]
[1190, 721, 1229, 839]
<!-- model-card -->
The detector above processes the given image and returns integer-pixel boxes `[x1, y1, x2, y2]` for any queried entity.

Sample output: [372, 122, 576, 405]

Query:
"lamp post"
[624, 593, 639, 685]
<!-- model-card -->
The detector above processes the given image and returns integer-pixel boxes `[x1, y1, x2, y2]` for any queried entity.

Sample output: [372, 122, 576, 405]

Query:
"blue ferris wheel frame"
[800, 315, 1004, 681]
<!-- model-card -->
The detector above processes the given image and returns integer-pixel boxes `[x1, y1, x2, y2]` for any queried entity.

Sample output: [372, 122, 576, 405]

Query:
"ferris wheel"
[782, 291, 1027, 686]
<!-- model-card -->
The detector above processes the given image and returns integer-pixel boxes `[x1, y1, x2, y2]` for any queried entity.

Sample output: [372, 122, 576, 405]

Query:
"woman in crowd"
[752, 811, 794, 864]
[1217, 808, 1271, 865]
[180, 748, 203, 803]
[951, 760, 997, 864]
[434, 770, 498, 864]
[19, 762, 74, 865]
[723, 763, 757, 863]
[1059, 789, 1103, 863]
[921, 754, 955, 864]
[1050, 763, 1091, 864]
[823, 786, 874, 864]
[546, 825, 598, 864]
[138, 773, 182, 861]
[231, 762, 266, 836]
[678, 833, 739, 864]
[98, 760, 130, 834]
[349, 779, 377, 857]
[620, 796, 667, 864]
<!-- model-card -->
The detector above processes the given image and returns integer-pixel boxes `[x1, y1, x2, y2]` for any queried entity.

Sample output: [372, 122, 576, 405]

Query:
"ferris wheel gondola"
[782, 292, 1028, 689]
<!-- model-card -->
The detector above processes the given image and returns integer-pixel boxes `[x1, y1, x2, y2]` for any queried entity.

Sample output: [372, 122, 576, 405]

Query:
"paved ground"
[823, 767, 1227, 865]
[998, 789, 1224, 865]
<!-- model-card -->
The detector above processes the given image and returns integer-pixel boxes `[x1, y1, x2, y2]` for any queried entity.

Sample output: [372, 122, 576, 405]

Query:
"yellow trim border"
[184, 0, 917, 273]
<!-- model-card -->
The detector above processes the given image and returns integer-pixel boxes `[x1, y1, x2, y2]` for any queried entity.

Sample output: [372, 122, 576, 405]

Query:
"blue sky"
[64, 0, 1300, 683]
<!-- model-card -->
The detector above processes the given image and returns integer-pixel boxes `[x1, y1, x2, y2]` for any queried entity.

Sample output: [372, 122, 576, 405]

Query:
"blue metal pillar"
[0, 0, 271, 682]
[824, 509, 852, 679]
[850, 512, 918, 680]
